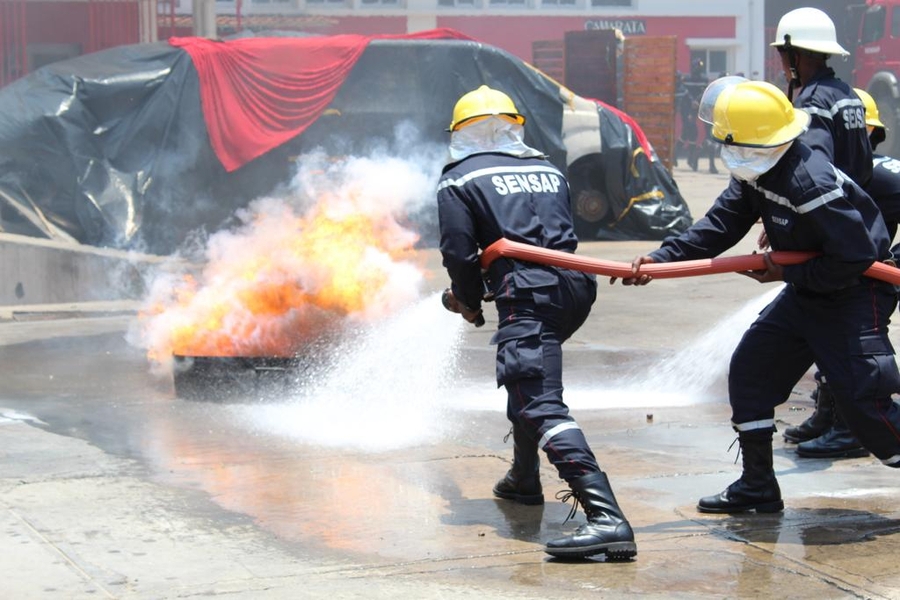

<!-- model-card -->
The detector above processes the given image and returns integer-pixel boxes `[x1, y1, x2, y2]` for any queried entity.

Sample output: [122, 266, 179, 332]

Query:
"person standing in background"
[679, 59, 708, 172]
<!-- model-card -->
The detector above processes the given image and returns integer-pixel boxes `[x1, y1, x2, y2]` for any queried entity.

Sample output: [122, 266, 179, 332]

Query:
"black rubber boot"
[697, 430, 784, 514]
[796, 408, 869, 459]
[544, 471, 637, 560]
[493, 425, 543, 505]
[783, 380, 835, 443]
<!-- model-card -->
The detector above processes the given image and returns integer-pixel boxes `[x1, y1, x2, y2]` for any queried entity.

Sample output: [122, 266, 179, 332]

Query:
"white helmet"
[770, 7, 848, 57]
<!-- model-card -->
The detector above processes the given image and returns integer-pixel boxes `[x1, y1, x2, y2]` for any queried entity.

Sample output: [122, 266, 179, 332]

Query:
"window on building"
[543, 0, 577, 7]
[590, 0, 632, 6]
[708, 50, 727, 77]
[489, 0, 527, 7]
[438, 0, 477, 5]
[690, 49, 730, 79]
[361, 0, 401, 5]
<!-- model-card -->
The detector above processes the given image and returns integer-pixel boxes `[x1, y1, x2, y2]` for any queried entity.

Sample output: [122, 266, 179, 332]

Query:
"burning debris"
[130, 150, 439, 399]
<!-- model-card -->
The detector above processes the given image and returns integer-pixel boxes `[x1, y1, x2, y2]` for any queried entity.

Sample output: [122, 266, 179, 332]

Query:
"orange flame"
[138, 196, 424, 364]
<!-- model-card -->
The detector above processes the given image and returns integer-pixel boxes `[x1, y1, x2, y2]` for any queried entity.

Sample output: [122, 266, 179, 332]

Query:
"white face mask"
[447, 116, 544, 163]
[720, 143, 791, 182]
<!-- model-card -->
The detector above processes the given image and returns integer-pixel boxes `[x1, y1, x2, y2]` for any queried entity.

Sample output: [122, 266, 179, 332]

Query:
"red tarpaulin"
[170, 29, 474, 172]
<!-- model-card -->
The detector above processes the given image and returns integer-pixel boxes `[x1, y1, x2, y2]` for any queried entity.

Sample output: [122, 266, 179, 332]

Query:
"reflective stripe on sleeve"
[750, 169, 845, 215]
[438, 164, 565, 192]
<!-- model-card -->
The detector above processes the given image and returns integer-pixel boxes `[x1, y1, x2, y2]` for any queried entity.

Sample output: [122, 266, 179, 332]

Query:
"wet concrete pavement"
[3, 163, 900, 599]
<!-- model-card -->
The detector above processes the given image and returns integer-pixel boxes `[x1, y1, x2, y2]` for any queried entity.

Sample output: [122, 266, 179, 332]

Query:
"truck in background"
[854, 0, 900, 157]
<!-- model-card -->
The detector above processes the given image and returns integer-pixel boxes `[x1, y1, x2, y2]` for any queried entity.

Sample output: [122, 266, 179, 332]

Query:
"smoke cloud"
[128, 136, 447, 376]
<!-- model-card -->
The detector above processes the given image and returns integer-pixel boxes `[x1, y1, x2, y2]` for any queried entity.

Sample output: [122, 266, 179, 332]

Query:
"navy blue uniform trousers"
[490, 263, 600, 481]
[730, 280, 900, 465]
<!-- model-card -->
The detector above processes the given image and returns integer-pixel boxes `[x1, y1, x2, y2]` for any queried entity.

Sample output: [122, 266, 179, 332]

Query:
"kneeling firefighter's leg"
[544, 471, 637, 560]
[697, 429, 783, 514]
[493, 422, 543, 505]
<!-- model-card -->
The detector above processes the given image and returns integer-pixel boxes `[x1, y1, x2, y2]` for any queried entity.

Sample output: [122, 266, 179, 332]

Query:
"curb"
[0, 300, 141, 322]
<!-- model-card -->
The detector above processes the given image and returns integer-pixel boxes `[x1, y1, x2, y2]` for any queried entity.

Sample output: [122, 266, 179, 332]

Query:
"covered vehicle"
[0, 29, 691, 255]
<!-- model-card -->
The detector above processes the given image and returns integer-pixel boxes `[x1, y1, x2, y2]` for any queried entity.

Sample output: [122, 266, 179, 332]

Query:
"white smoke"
[127, 133, 448, 375]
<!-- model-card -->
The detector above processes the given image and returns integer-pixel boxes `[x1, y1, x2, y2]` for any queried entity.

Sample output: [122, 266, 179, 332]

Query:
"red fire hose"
[479, 238, 900, 285]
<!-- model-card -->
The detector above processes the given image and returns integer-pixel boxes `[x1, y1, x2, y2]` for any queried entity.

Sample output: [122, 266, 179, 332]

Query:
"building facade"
[0, 0, 767, 87]
[4, 1, 868, 90]
[191, 0, 767, 80]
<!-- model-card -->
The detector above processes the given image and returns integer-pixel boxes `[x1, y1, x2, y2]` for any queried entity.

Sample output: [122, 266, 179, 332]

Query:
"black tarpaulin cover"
[0, 30, 691, 255]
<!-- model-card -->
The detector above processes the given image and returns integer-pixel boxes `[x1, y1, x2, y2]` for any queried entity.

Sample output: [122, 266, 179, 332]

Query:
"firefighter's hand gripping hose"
[478, 238, 900, 286]
[442, 288, 486, 327]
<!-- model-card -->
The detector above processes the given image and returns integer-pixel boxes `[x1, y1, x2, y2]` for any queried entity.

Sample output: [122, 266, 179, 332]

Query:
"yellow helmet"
[854, 88, 886, 129]
[710, 80, 810, 147]
[448, 85, 526, 132]
[698, 75, 748, 124]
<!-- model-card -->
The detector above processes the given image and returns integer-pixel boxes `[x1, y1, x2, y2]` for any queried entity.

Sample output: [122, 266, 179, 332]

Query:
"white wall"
[0, 233, 169, 307]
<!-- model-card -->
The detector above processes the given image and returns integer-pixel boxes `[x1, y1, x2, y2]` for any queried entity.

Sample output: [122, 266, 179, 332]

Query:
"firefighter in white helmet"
[770, 6, 872, 188]
[616, 78, 900, 513]
[437, 85, 637, 560]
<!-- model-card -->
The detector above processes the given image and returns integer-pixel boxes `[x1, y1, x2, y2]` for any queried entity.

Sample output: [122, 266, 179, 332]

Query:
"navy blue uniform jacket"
[437, 152, 579, 311]
[793, 67, 873, 187]
[869, 154, 900, 240]
[649, 141, 891, 294]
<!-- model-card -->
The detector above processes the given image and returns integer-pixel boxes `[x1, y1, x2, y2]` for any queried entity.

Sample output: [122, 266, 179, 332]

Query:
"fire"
[137, 184, 427, 366]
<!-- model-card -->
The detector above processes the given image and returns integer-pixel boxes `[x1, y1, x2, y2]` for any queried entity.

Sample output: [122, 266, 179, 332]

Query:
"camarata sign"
[584, 19, 647, 35]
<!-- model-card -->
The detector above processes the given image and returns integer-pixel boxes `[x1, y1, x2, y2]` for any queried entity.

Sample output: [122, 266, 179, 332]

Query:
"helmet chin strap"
[784, 34, 800, 102]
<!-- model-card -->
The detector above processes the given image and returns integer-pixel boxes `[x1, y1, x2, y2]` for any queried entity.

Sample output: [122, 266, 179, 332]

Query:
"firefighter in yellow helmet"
[856, 87, 887, 148]
[615, 78, 900, 513]
[745, 7, 874, 460]
[437, 85, 637, 560]
[446, 84, 526, 132]
[853, 88, 900, 242]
